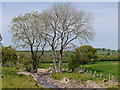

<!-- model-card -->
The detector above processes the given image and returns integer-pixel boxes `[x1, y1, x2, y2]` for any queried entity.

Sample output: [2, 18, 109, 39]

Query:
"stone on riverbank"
[60, 77, 70, 84]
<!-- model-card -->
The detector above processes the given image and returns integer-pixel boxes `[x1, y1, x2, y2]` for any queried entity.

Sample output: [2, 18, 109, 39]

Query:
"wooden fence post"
[100, 73, 102, 79]
[93, 71, 96, 77]
[109, 74, 111, 80]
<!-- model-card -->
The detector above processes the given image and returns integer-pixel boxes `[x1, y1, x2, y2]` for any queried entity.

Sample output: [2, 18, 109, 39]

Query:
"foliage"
[98, 55, 118, 61]
[18, 54, 32, 72]
[26, 63, 32, 72]
[17, 53, 26, 64]
[68, 45, 98, 71]
[76, 45, 98, 62]
[2, 46, 18, 66]
[68, 55, 83, 71]
[16, 50, 118, 64]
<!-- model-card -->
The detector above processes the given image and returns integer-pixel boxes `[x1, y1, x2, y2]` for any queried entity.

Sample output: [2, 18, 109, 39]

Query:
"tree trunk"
[52, 50, 58, 73]
[58, 50, 63, 72]
[31, 54, 34, 71]
[30, 45, 37, 73]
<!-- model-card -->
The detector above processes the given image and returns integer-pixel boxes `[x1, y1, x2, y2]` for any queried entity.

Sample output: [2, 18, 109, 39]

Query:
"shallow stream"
[37, 74, 55, 88]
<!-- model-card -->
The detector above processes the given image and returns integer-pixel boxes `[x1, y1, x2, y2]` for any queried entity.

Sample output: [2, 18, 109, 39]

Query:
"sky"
[0, 2, 118, 50]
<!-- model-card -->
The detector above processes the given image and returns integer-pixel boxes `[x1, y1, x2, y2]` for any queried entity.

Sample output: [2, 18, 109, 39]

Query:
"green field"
[81, 61, 118, 80]
[40, 61, 118, 80]
[2, 67, 43, 88]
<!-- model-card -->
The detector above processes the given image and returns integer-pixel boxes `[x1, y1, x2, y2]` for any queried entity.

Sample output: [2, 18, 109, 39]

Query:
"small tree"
[68, 45, 97, 71]
[9, 11, 47, 73]
[2, 46, 18, 66]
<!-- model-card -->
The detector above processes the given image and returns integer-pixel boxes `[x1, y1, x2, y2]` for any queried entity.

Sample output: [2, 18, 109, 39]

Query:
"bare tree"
[41, 3, 95, 72]
[9, 11, 47, 73]
[40, 10, 60, 73]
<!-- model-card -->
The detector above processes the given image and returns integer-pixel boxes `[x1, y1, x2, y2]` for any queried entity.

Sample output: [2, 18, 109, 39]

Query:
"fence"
[80, 67, 117, 81]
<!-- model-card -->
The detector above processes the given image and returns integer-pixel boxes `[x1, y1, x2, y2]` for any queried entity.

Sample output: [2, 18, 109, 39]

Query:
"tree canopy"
[68, 45, 98, 71]
[9, 11, 47, 72]
[40, 3, 95, 72]
[2, 46, 18, 66]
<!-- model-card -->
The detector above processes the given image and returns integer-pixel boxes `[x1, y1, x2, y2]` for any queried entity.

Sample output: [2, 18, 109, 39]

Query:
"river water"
[37, 74, 55, 88]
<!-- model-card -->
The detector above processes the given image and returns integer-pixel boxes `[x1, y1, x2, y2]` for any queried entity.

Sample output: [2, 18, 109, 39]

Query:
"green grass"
[51, 71, 101, 83]
[40, 61, 118, 80]
[39, 63, 68, 69]
[2, 67, 43, 88]
[39, 63, 51, 69]
[81, 61, 118, 80]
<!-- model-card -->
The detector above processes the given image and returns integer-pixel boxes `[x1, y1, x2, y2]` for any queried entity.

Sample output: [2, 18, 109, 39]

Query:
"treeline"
[16, 48, 119, 64]
[1, 45, 119, 73]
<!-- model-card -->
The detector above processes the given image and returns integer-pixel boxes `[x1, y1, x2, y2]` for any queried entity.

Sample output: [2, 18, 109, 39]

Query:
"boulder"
[60, 77, 70, 84]
[112, 76, 115, 82]
[37, 68, 49, 74]
[103, 79, 107, 82]
[68, 70, 72, 73]
[79, 71, 84, 74]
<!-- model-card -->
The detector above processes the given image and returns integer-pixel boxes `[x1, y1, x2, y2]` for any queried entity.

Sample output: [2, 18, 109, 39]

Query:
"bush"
[26, 64, 32, 72]
[68, 54, 87, 71]
[18, 74, 25, 77]
[2, 45, 18, 66]
[68, 45, 98, 71]
[22, 58, 29, 65]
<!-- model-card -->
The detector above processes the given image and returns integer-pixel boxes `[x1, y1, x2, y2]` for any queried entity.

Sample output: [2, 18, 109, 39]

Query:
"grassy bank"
[51, 71, 101, 83]
[2, 67, 43, 88]
[81, 61, 118, 80]
[40, 61, 118, 80]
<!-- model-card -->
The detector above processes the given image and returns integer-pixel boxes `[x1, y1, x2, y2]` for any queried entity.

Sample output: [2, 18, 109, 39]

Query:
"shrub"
[18, 74, 25, 77]
[22, 58, 29, 65]
[26, 63, 32, 72]
[68, 45, 98, 71]
[2, 45, 18, 66]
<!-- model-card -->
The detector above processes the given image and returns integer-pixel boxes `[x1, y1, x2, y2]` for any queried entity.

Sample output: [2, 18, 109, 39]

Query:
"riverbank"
[18, 68, 119, 88]
[2, 67, 43, 88]
[37, 71, 118, 88]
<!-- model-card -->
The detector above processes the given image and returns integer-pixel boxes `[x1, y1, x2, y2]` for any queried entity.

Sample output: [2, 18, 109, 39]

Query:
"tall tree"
[41, 3, 95, 72]
[9, 11, 47, 73]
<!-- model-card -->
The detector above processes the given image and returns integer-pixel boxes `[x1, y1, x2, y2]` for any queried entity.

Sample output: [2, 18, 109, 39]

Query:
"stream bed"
[37, 77, 55, 88]
[37, 74, 56, 88]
